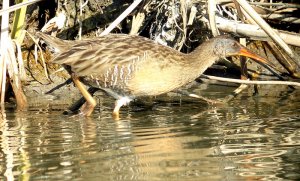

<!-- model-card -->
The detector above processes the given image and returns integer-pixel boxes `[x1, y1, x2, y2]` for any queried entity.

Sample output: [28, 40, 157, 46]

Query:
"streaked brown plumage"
[37, 32, 274, 117]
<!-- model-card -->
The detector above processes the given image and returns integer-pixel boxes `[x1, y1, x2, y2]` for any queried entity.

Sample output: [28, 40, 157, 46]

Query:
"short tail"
[36, 32, 70, 53]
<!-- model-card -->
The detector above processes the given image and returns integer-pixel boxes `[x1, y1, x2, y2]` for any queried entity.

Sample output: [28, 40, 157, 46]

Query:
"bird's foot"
[79, 101, 96, 116]
[112, 97, 131, 120]
[71, 75, 97, 116]
[187, 93, 224, 105]
[63, 101, 96, 117]
[63, 109, 79, 115]
[112, 111, 120, 120]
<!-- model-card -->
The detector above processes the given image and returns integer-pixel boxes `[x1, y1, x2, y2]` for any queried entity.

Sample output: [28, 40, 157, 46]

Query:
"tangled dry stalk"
[0, 0, 300, 113]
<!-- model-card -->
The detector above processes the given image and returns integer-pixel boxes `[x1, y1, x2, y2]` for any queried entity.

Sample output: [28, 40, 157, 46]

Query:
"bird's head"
[212, 36, 277, 71]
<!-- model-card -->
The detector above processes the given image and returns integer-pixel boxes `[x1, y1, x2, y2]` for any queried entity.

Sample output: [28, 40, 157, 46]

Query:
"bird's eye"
[233, 42, 238, 48]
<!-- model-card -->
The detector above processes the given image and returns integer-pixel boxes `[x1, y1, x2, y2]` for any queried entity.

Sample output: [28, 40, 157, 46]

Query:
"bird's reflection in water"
[96, 102, 228, 180]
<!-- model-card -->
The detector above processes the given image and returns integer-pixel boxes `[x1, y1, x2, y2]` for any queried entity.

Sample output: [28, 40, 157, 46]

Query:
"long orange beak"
[239, 47, 280, 72]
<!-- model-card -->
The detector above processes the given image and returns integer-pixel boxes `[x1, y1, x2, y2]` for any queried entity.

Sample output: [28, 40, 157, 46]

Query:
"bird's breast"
[80, 59, 194, 97]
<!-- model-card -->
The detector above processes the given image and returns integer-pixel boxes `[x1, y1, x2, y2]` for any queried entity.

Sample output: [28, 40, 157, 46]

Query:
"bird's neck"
[185, 41, 219, 75]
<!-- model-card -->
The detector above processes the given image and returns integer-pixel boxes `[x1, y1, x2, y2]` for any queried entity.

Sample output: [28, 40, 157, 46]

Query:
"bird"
[36, 32, 276, 118]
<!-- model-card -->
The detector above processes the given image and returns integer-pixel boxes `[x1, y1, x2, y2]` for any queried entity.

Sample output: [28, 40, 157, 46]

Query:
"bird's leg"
[66, 87, 99, 114]
[223, 55, 249, 103]
[113, 97, 131, 119]
[45, 78, 73, 94]
[80, 102, 95, 116]
[72, 75, 96, 116]
[176, 90, 224, 105]
[223, 84, 248, 103]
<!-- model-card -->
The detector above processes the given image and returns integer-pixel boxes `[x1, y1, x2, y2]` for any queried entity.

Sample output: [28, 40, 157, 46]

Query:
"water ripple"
[0, 91, 300, 180]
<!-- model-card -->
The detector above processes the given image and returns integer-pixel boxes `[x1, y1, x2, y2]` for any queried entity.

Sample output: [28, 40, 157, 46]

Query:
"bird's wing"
[52, 34, 176, 77]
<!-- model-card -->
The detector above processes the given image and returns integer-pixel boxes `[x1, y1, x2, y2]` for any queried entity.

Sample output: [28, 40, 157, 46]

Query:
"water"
[1, 85, 300, 180]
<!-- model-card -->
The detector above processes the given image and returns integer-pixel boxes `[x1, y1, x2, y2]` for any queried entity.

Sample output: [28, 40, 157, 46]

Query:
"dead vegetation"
[0, 0, 300, 113]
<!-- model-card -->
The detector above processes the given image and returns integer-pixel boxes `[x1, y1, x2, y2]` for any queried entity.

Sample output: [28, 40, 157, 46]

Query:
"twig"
[249, 2, 300, 8]
[100, 0, 143, 36]
[78, 0, 89, 40]
[176, 90, 223, 105]
[6, 39, 27, 109]
[11, 0, 28, 44]
[223, 84, 248, 102]
[0, 0, 10, 105]
[260, 14, 300, 24]
[224, 38, 249, 102]
[217, 4, 238, 20]
[0, 0, 44, 16]
[201, 75, 300, 87]
[232, 0, 244, 21]
[235, 0, 300, 69]
[0, 55, 7, 106]
[26, 31, 50, 79]
[178, 0, 187, 50]
[217, 0, 300, 8]
[12, 39, 26, 81]
[187, 6, 197, 25]
[263, 42, 300, 78]
[208, 0, 220, 36]
[215, 16, 300, 47]
[0, 0, 28, 109]
[129, 1, 147, 36]
[41, 12, 66, 35]
[130, 12, 145, 35]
